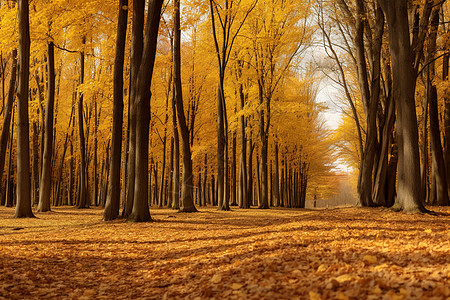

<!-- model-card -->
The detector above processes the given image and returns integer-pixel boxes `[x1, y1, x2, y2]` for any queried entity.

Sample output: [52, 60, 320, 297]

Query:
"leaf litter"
[0, 206, 449, 299]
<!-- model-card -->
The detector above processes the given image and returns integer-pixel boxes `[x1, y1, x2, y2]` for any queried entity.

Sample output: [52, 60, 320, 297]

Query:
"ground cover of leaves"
[0, 206, 449, 300]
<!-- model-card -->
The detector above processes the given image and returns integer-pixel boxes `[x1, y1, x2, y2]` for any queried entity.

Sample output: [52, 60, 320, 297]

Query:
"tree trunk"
[38, 41, 55, 212]
[32, 122, 39, 206]
[128, 0, 164, 222]
[429, 83, 449, 205]
[426, 8, 449, 206]
[238, 85, 247, 208]
[274, 141, 280, 207]
[246, 138, 254, 208]
[15, 0, 34, 218]
[174, 0, 197, 213]
[5, 109, 14, 207]
[167, 137, 174, 207]
[104, 0, 128, 220]
[203, 154, 208, 206]
[77, 37, 89, 209]
[378, 0, 424, 212]
[123, 0, 145, 218]
[444, 51, 450, 197]
[0, 49, 17, 205]
[172, 97, 180, 210]
[230, 132, 237, 206]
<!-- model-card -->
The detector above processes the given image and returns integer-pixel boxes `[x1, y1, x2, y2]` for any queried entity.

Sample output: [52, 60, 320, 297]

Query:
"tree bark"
[174, 0, 197, 213]
[77, 37, 89, 209]
[38, 41, 56, 212]
[129, 0, 163, 222]
[123, 0, 145, 218]
[0, 49, 17, 206]
[104, 0, 128, 220]
[15, 0, 34, 218]
[378, 0, 424, 212]
[5, 109, 14, 207]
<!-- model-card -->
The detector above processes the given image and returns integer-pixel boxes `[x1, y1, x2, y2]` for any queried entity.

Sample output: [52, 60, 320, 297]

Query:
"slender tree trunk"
[174, 0, 197, 212]
[0, 49, 17, 205]
[77, 37, 89, 209]
[426, 9, 449, 206]
[15, 0, 34, 218]
[238, 85, 247, 208]
[246, 138, 254, 208]
[5, 110, 14, 207]
[93, 99, 98, 206]
[159, 136, 167, 208]
[32, 122, 39, 205]
[167, 137, 174, 207]
[274, 141, 280, 206]
[38, 41, 55, 212]
[172, 96, 180, 210]
[230, 132, 237, 206]
[203, 154, 208, 206]
[104, 0, 128, 220]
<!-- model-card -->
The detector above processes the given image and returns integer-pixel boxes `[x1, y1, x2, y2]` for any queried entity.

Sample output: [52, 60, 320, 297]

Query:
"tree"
[173, 0, 197, 212]
[128, 0, 164, 222]
[15, 0, 34, 218]
[209, 0, 256, 211]
[77, 36, 89, 209]
[104, 0, 128, 221]
[37, 41, 55, 212]
[123, 0, 145, 218]
[377, 0, 425, 212]
[0, 49, 17, 205]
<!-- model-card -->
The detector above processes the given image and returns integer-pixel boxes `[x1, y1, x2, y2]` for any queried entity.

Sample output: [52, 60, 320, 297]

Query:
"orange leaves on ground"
[0, 206, 449, 299]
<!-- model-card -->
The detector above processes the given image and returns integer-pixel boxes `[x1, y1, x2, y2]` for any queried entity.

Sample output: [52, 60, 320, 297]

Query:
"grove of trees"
[0, 0, 448, 220]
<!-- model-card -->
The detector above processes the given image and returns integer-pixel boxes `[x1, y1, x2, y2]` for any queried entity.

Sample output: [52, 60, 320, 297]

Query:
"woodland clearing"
[0, 206, 449, 299]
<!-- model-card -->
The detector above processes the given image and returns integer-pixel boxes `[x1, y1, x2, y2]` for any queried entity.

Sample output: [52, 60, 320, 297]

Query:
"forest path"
[0, 206, 449, 299]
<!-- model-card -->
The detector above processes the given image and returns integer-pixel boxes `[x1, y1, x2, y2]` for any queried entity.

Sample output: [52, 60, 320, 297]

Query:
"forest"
[0, 0, 449, 298]
[0, 0, 447, 218]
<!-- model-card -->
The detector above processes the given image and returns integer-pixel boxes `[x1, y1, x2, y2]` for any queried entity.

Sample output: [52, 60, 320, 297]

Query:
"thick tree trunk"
[444, 51, 450, 197]
[0, 49, 17, 205]
[123, 0, 145, 218]
[38, 41, 56, 212]
[129, 0, 163, 222]
[378, 0, 424, 212]
[15, 0, 34, 218]
[104, 0, 128, 220]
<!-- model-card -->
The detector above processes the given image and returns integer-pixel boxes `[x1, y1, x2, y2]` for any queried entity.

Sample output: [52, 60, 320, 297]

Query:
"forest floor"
[0, 206, 449, 300]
